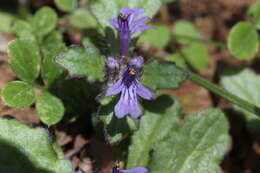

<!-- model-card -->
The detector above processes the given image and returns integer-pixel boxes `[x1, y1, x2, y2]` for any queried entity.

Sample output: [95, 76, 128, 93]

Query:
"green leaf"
[42, 47, 65, 88]
[32, 7, 58, 37]
[141, 60, 188, 90]
[36, 92, 65, 126]
[98, 97, 138, 144]
[106, 116, 138, 144]
[41, 31, 65, 53]
[127, 95, 181, 168]
[227, 22, 259, 60]
[173, 20, 201, 44]
[141, 25, 170, 48]
[165, 53, 186, 67]
[128, 0, 162, 19]
[0, 117, 72, 173]
[12, 20, 35, 40]
[55, 47, 105, 81]
[0, 11, 16, 34]
[248, 2, 260, 29]
[149, 108, 230, 173]
[161, 0, 175, 3]
[1, 81, 35, 108]
[57, 79, 100, 122]
[90, 0, 161, 28]
[220, 68, 260, 131]
[8, 38, 41, 83]
[55, 0, 77, 12]
[82, 26, 117, 56]
[89, 0, 118, 28]
[182, 43, 209, 71]
[68, 9, 98, 29]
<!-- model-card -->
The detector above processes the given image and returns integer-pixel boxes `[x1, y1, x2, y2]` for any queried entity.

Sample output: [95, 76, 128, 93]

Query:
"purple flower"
[105, 57, 152, 119]
[106, 56, 119, 70]
[109, 7, 153, 57]
[74, 169, 84, 173]
[111, 166, 148, 173]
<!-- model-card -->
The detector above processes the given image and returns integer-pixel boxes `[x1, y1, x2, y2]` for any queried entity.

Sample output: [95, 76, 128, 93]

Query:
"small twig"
[189, 72, 260, 116]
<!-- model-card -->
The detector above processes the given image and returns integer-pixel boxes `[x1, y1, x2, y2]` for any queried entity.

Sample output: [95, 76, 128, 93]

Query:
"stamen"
[119, 13, 132, 21]
[119, 13, 127, 20]
[129, 70, 136, 75]
[116, 162, 120, 170]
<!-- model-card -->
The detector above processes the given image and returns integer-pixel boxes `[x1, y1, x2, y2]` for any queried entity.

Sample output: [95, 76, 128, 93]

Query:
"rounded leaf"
[42, 46, 65, 87]
[227, 22, 259, 60]
[141, 60, 188, 90]
[36, 92, 65, 126]
[8, 38, 41, 82]
[0, 117, 72, 173]
[68, 9, 98, 29]
[247, 2, 260, 29]
[220, 68, 260, 131]
[1, 81, 35, 108]
[182, 43, 209, 71]
[149, 108, 230, 173]
[32, 7, 58, 37]
[142, 25, 170, 48]
[55, 0, 77, 12]
[165, 53, 186, 67]
[42, 31, 65, 53]
[55, 47, 105, 81]
[12, 20, 35, 40]
[173, 20, 201, 44]
[0, 11, 16, 34]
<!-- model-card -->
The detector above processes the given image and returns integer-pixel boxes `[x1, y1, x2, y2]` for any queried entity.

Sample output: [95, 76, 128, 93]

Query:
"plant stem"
[189, 72, 260, 116]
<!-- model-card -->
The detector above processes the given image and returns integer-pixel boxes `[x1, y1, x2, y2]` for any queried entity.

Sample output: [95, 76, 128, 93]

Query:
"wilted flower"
[109, 7, 153, 57]
[111, 166, 148, 173]
[105, 57, 152, 119]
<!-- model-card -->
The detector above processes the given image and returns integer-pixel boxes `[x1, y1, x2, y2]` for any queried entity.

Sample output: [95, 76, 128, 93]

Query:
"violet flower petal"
[105, 55, 152, 119]
[132, 25, 154, 33]
[105, 78, 123, 97]
[128, 8, 145, 25]
[129, 56, 144, 69]
[120, 167, 148, 173]
[109, 18, 119, 29]
[130, 16, 150, 31]
[106, 57, 119, 69]
[109, 7, 152, 34]
[114, 86, 130, 118]
[115, 85, 142, 119]
[74, 169, 84, 173]
[108, 7, 153, 57]
[120, 7, 135, 14]
[136, 81, 153, 100]
[128, 87, 142, 119]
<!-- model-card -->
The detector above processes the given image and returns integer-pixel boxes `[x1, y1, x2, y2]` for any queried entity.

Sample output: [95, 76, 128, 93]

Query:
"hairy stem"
[189, 72, 260, 116]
